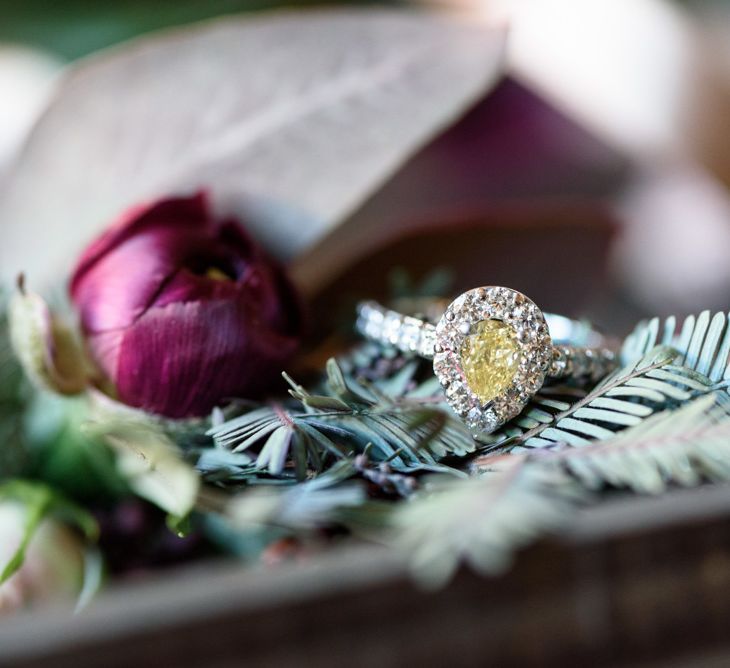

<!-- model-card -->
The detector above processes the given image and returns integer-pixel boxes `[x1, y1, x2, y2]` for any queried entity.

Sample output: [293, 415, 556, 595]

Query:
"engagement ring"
[356, 287, 618, 436]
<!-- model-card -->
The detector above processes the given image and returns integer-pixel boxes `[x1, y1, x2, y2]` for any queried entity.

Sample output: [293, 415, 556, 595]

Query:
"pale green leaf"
[8, 279, 89, 395]
[98, 421, 200, 518]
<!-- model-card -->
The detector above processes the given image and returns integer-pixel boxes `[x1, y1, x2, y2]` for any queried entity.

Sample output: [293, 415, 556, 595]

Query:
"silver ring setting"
[356, 286, 617, 436]
[433, 286, 552, 433]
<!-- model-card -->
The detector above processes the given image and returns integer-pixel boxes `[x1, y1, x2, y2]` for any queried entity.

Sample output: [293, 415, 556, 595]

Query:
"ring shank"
[355, 301, 617, 381]
[543, 313, 603, 347]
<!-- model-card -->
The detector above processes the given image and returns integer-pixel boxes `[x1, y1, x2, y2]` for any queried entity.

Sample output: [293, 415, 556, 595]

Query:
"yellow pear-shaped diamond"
[459, 319, 520, 403]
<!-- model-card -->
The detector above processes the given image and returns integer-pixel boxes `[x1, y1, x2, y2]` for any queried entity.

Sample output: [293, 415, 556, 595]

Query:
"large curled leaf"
[0, 8, 504, 284]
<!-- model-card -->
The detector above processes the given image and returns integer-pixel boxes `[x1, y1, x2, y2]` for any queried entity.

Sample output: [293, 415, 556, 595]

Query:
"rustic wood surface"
[4, 484, 730, 667]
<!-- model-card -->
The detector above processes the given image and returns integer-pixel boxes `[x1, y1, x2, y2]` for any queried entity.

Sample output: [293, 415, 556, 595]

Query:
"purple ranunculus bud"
[70, 192, 304, 418]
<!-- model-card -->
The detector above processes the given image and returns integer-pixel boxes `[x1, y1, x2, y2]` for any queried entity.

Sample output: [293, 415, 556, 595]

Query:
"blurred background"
[3, 1, 730, 655]
[2, 0, 730, 337]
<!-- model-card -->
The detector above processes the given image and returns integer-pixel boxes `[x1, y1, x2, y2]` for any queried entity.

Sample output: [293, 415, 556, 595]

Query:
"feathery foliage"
[537, 393, 730, 494]
[207, 358, 475, 480]
[479, 346, 720, 453]
[203, 310, 730, 586]
[390, 461, 582, 587]
[225, 459, 390, 532]
[9, 282, 730, 593]
[622, 309, 730, 384]
[409, 391, 730, 584]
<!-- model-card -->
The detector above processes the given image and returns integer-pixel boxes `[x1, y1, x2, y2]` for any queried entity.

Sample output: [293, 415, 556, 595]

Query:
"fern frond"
[207, 358, 476, 479]
[538, 393, 730, 493]
[479, 347, 716, 454]
[390, 460, 581, 587]
[224, 460, 390, 531]
[622, 310, 730, 385]
[475, 385, 588, 448]
[205, 402, 349, 480]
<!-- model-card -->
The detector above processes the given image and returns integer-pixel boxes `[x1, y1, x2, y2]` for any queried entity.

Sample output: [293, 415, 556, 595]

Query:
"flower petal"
[70, 192, 210, 285]
[95, 299, 299, 418]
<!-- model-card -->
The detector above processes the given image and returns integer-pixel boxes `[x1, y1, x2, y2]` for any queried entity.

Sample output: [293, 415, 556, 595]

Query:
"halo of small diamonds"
[433, 287, 553, 435]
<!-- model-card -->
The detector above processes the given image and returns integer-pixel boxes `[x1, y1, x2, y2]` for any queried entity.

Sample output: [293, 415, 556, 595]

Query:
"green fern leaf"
[207, 358, 475, 480]
[478, 347, 718, 454]
[390, 460, 582, 587]
[539, 393, 730, 493]
[622, 309, 730, 385]
[225, 460, 377, 531]
[521, 347, 714, 447]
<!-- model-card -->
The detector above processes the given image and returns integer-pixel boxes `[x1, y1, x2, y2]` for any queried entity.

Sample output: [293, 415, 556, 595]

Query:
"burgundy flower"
[70, 192, 304, 418]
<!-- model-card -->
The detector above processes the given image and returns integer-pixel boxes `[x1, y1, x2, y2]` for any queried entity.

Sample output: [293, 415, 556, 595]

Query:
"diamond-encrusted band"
[356, 301, 438, 358]
[355, 287, 618, 436]
[356, 300, 615, 380]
